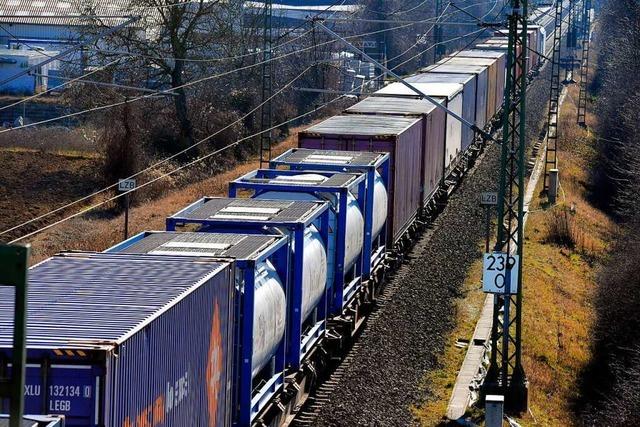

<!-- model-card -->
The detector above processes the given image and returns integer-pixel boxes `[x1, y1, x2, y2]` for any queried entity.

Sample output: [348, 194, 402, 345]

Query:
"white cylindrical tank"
[371, 171, 388, 239]
[252, 260, 286, 378]
[301, 225, 328, 321]
[259, 173, 364, 271]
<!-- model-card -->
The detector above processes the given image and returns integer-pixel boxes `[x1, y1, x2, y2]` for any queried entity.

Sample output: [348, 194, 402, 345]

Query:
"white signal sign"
[480, 192, 498, 205]
[483, 252, 519, 294]
[118, 179, 136, 192]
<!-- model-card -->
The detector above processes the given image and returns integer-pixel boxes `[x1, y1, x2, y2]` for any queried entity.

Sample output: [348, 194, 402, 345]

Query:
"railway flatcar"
[228, 169, 368, 315]
[106, 232, 296, 427]
[166, 197, 332, 367]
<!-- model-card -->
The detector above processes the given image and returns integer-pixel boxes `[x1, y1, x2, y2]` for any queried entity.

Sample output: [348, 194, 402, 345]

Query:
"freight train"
[0, 11, 557, 427]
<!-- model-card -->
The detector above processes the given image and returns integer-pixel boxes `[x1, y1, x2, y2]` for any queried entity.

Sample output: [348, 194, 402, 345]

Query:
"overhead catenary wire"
[0, 11, 472, 135]
[7, 72, 358, 245]
[2, 0, 508, 240]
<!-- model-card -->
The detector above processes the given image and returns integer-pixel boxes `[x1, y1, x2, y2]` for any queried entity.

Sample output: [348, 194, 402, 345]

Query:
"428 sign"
[482, 252, 520, 294]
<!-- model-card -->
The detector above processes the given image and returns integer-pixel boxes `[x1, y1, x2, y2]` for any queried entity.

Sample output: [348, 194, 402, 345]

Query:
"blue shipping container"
[0, 253, 235, 427]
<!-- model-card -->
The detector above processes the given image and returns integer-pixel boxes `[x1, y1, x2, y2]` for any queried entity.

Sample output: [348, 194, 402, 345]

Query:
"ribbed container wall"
[406, 72, 485, 130]
[104, 267, 235, 427]
[424, 106, 447, 199]
[438, 58, 500, 119]
[299, 120, 424, 244]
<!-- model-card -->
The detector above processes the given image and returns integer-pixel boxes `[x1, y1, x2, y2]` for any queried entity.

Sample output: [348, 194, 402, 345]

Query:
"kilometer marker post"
[118, 179, 136, 240]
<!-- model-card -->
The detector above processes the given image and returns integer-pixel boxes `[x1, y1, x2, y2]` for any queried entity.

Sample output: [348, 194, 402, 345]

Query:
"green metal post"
[487, 0, 529, 413]
[259, 0, 273, 168]
[434, 0, 445, 62]
[0, 244, 30, 427]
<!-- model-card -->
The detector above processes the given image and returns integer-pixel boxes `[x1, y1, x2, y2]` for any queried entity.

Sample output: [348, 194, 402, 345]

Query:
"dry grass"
[23, 126, 303, 263]
[0, 126, 98, 158]
[414, 65, 611, 426]
[514, 83, 614, 426]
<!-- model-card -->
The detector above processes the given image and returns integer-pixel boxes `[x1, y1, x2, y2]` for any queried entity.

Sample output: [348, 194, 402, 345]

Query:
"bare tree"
[81, 0, 258, 151]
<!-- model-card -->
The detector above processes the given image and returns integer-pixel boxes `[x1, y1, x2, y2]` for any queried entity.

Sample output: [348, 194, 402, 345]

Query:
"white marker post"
[480, 192, 498, 252]
[483, 252, 519, 294]
[118, 179, 136, 239]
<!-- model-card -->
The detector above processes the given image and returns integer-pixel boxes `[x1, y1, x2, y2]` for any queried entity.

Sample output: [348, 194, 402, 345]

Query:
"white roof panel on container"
[406, 72, 475, 85]
[439, 57, 498, 67]
[304, 114, 420, 136]
[421, 63, 488, 74]
[374, 82, 463, 99]
[454, 50, 506, 59]
[0, 252, 231, 350]
[346, 95, 442, 116]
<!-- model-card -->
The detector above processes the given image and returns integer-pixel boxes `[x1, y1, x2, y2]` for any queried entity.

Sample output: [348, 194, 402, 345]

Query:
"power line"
[0, 63, 317, 238]
[0, 12, 461, 135]
[1, 2, 500, 239]
[7, 68, 351, 245]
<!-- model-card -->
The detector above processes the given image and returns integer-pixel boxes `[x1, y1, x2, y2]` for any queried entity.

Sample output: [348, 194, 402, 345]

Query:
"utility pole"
[434, 0, 446, 63]
[543, 0, 564, 191]
[486, 0, 529, 412]
[259, 0, 273, 168]
[577, 0, 592, 126]
[0, 244, 30, 427]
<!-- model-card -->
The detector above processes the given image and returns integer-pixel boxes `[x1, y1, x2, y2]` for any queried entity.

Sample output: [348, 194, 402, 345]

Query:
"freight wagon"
[228, 169, 368, 315]
[269, 148, 390, 281]
[342, 98, 446, 206]
[298, 115, 428, 245]
[166, 198, 332, 368]
[405, 72, 485, 129]
[373, 82, 465, 168]
[0, 253, 236, 427]
[415, 63, 495, 125]
[106, 232, 297, 426]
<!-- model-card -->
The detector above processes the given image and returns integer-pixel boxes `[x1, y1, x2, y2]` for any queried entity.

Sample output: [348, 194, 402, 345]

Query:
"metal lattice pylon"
[543, 0, 564, 191]
[434, 0, 445, 63]
[486, 0, 529, 412]
[564, 0, 579, 83]
[577, 0, 592, 126]
[259, 0, 273, 168]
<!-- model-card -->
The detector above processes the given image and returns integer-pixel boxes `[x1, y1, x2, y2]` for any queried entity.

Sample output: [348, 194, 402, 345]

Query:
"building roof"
[0, 0, 143, 26]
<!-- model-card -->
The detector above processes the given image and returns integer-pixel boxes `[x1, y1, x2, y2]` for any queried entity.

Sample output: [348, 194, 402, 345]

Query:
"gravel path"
[312, 141, 501, 426]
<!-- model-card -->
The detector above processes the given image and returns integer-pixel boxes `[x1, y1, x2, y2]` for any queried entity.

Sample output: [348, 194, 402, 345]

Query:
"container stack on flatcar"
[2, 6, 559, 426]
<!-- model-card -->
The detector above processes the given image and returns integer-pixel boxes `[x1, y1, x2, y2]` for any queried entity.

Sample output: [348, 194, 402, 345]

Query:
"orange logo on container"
[206, 302, 223, 427]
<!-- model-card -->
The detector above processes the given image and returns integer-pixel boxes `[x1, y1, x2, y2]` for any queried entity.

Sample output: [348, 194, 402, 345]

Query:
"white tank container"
[259, 173, 365, 271]
[301, 225, 328, 321]
[372, 171, 388, 239]
[252, 260, 286, 378]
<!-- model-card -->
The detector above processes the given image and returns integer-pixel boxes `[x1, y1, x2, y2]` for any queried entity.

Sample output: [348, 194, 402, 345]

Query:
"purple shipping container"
[299, 115, 423, 243]
[454, 50, 507, 112]
[373, 82, 464, 170]
[404, 73, 478, 149]
[0, 253, 235, 427]
[344, 96, 446, 205]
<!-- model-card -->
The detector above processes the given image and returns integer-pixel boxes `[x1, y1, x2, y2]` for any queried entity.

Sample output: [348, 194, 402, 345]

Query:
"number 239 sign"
[483, 252, 520, 294]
